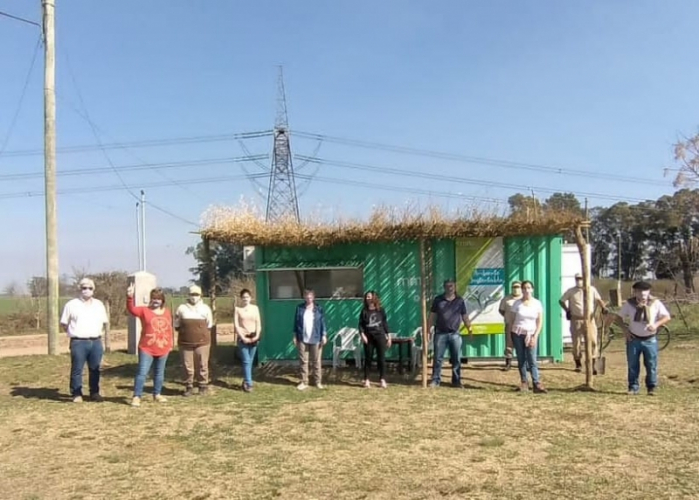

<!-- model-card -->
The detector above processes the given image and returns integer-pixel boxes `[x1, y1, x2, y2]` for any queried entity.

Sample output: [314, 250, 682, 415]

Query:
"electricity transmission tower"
[265, 67, 300, 222]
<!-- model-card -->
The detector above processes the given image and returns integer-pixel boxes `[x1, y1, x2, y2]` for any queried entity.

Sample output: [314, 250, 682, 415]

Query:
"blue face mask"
[150, 300, 163, 309]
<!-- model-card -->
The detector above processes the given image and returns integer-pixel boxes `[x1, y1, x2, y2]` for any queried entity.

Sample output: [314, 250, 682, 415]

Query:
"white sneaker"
[296, 382, 308, 391]
[131, 396, 141, 407]
[380, 379, 388, 389]
[363, 379, 371, 388]
[72, 395, 83, 403]
[315, 383, 326, 390]
[153, 394, 167, 403]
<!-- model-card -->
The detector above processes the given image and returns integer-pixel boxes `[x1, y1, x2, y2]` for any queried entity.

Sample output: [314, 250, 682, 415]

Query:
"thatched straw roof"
[199, 202, 583, 248]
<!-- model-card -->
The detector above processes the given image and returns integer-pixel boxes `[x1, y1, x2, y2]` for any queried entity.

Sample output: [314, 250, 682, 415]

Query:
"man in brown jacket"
[174, 285, 214, 396]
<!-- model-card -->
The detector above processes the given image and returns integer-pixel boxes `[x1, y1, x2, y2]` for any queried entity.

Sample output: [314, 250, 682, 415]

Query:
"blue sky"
[1, 0, 698, 289]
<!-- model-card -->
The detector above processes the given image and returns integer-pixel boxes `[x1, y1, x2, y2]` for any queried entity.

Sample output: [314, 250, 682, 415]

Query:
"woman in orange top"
[126, 284, 174, 407]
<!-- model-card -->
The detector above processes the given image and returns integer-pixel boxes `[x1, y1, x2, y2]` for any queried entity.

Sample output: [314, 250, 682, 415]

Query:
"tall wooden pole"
[419, 239, 429, 388]
[203, 237, 217, 349]
[574, 222, 594, 389]
[43, 0, 59, 355]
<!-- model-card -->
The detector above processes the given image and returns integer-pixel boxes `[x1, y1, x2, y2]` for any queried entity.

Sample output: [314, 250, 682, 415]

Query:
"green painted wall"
[503, 236, 564, 361]
[255, 236, 563, 363]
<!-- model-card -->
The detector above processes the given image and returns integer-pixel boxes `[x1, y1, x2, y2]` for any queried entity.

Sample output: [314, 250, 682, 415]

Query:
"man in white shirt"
[613, 281, 671, 396]
[60, 278, 109, 403]
[174, 285, 214, 396]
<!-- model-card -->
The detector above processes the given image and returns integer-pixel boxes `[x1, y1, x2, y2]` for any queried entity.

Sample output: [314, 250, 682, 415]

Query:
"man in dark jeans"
[429, 279, 474, 388]
[59, 278, 109, 403]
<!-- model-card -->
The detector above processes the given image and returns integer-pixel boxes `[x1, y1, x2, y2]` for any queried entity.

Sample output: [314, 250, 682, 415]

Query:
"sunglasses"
[81, 287, 93, 290]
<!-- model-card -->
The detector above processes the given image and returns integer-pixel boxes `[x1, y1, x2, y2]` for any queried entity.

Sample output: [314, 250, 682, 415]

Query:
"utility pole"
[136, 202, 142, 270]
[140, 190, 147, 271]
[43, 0, 58, 355]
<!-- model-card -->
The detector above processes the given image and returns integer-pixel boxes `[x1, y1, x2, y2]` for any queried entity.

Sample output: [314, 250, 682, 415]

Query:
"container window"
[268, 268, 364, 300]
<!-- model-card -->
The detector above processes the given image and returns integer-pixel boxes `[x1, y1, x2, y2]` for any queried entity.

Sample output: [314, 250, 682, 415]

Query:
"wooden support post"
[104, 300, 111, 353]
[574, 223, 595, 389]
[203, 237, 218, 350]
[419, 239, 429, 388]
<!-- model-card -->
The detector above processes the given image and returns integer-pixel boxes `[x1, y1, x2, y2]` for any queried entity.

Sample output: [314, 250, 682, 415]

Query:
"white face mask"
[188, 295, 201, 305]
[638, 291, 650, 302]
[151, 300, 163, 309]
[81, 288, 94, 299]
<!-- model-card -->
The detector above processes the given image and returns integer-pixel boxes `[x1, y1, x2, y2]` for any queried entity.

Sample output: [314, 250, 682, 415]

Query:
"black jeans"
[363, 332, 388, 380]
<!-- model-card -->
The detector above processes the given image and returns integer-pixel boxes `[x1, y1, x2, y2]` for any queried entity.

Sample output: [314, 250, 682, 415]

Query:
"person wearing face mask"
[234, 288, 261, 393]
[59, 278, 109, 403]
[498, 281, 522, 371]
[126, 285, 174, 407]
[174, 285, 214, 396]
[559, 273, 608, 373]
[614, 281, 671, 396]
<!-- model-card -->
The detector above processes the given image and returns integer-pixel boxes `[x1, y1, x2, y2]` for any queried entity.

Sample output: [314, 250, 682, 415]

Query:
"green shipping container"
[254, 236, 563, 364]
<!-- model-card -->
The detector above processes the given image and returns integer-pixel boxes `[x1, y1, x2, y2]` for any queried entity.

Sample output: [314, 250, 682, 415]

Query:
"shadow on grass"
[10, 387, 67, 401]
[9, 386, 126, 404]
[114, 384, 185, 397]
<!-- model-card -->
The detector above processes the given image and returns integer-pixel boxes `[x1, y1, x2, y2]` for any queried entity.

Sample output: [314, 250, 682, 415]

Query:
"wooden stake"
[419, 239, 429, 388]
[574, 224, 594, 389]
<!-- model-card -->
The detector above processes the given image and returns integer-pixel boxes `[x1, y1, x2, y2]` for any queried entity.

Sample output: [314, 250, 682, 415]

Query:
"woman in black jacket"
[358, 290, 392, 388]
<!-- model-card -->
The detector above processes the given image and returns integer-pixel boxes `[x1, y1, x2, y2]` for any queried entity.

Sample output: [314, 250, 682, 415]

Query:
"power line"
[295, 155, 660, 204]
[292, 130, 670, 187]
[0, 172, 269, 201]
[0, 155, 268, 181]
[292, 172, 508, 205]
[0, 128, 273, 158]
[0, 10, 41, 28]
[0, 35, 42, 158]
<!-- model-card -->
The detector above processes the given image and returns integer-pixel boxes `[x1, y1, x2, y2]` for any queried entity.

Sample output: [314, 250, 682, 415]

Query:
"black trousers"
[363, 332, 388, 380]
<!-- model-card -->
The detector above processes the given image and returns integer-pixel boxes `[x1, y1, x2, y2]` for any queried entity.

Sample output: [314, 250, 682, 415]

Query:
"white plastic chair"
[332, 327, 363, 369]
[410, 326, 434, 373]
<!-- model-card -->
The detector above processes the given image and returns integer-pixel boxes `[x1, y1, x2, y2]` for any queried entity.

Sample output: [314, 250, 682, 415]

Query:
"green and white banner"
[455, 237, 505, 335]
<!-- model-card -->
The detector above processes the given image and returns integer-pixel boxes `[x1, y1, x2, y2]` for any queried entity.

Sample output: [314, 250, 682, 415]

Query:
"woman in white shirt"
[507, 280, 547, 393]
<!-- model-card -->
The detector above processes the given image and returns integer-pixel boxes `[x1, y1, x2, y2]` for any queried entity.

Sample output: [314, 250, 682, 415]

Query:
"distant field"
[0, 296, 236, 336]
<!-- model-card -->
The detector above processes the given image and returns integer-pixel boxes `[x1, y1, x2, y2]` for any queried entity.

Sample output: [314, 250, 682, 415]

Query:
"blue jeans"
[69, 338, 103, 397]
[238, 343, 258, 386]
[626, 336, 658, 392]
[133, 350, 169, 397]
[512, 334, 540, 385]
[431, 332, 462, 386]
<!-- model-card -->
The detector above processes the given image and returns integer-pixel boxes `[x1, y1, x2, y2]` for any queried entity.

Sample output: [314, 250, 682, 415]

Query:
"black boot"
[574, 359, 582, 373]
[504, 358, 512, 371]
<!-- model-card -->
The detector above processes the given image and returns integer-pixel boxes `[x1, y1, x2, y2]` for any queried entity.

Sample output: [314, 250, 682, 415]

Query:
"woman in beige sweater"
[234, 289, 262, 392]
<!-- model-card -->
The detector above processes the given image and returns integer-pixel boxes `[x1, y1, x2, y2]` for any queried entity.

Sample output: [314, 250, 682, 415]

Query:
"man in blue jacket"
[293, 289, 328, 390]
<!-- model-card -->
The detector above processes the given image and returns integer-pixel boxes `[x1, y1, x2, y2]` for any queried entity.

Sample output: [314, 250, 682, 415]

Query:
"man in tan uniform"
[559, 274, 608, 373]
[174, 285, 214, 396]
[498, 281, 522, 371]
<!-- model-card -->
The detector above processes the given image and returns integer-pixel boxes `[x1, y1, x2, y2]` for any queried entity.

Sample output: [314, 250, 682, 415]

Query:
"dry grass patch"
[0, 341, 697, 499]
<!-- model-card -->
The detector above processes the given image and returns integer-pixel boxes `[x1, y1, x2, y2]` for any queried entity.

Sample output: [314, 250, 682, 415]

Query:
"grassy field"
[0, 335, 697, 500]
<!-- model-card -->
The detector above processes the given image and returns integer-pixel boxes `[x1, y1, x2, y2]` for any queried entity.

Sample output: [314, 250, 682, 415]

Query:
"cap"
[632, 281, 652, 291]
[574, 273, 582, 279]
[189, 285, 202, 295]
[79, 278, 95, 289]
[512, 281, 521, 287]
